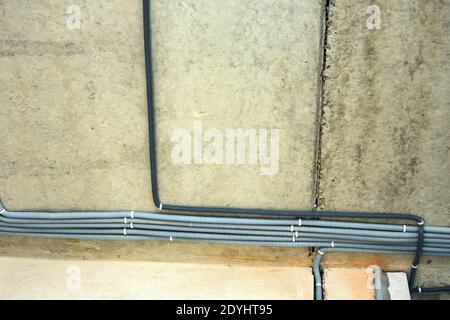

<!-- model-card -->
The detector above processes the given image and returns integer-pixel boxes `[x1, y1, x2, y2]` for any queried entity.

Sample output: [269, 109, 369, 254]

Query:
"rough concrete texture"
[386, 272, 410, 300]
[151, 0, 323, 209]
[319, 0, 450, 225]
[0, 256, 313, 299]
[321, 252, 450, 289]
[318, 0, 450, 289]
[0, 0, 323, 212]
[323, 267, 375, 300]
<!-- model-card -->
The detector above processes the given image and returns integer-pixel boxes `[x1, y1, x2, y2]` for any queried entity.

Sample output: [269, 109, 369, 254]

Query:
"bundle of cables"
[1, 200, 450, 299]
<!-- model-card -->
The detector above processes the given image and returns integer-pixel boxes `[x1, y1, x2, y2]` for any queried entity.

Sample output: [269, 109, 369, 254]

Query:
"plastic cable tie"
[123, 228, 127, 236]
[298, 219, 302, 226]
[403, 225, 407, 233]
[318, 250, 324, 255]
[411, 264, 418, 269]
[418, 219, 425, 226]
[130, 222, 134, 229]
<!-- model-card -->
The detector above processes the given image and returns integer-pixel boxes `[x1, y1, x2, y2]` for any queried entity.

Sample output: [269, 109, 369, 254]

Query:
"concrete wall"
[0, 0, 449, 296]
[318, 0, 450, 289]
[319, 0, 450, 226]
[0, 0, 323, 211]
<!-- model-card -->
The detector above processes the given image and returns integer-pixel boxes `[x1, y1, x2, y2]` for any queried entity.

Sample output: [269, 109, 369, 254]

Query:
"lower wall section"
[1, 235, 449, 297]
[0, 256, 313, 299]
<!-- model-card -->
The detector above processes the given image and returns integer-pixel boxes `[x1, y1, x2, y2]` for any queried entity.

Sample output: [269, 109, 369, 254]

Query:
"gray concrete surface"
[152, 0, 323, 209]
[0, 0, 323, 212]
[319, 0, 450, 226]
[0, 0, 150, 211]
[318, 0, 450, 289]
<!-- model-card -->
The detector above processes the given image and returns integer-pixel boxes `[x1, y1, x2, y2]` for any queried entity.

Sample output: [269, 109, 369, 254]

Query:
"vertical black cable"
[143, 0, 161, 208]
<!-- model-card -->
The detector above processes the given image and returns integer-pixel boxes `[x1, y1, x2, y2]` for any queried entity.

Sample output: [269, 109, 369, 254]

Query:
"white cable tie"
[124, 217, 127, 224]
[292, 236, 296, 243]
[169, 236, 173, 242]
[418, 287, 422, 293]
[403, 225, 407, 233]
[130, 222, 134, 229]
[411, 264, 418, 269]
[418, 219, 425, 226]
[290, 225, 294, 232]
[0, 208, 5, 214]
[331, 241, 335, 248]
[159, 203, 163, 210]
[295, 231, 299, 238]
[298, 218, 302, 226]
[315, 283, 322, 287]
[318, 250, 324, 255]
[123, 228, 127, 236]
[130, 211, 134, 219]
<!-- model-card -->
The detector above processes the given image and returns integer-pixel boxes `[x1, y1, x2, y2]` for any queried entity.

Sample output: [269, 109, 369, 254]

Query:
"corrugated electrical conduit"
[2, 198, 450, 300]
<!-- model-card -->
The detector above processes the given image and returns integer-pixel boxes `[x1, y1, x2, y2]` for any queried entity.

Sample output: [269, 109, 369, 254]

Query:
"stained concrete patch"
[323, 267, 375, 300]
[319, 0, 450, 225]
[0, 0, 150, 211]
[0, 256, 313, 299]
[387, 272, 410, 300]
[0, 0, 323, 212]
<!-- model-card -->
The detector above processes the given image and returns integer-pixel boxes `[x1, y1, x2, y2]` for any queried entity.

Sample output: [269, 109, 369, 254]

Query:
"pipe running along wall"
[1, 199, 450, 298]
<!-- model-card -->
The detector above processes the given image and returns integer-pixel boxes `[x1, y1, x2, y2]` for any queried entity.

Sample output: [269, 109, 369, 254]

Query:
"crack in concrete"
[312, 0, 333, 212]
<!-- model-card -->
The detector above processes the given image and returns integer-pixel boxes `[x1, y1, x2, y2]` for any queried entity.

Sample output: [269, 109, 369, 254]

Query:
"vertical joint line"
[312, 0, 332, 213]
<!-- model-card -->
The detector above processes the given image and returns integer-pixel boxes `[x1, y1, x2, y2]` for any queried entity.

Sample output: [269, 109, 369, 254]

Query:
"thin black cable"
[143, 0, 161, 208]
[142, 0, 426, 290]
[412, 286, 450, 294]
